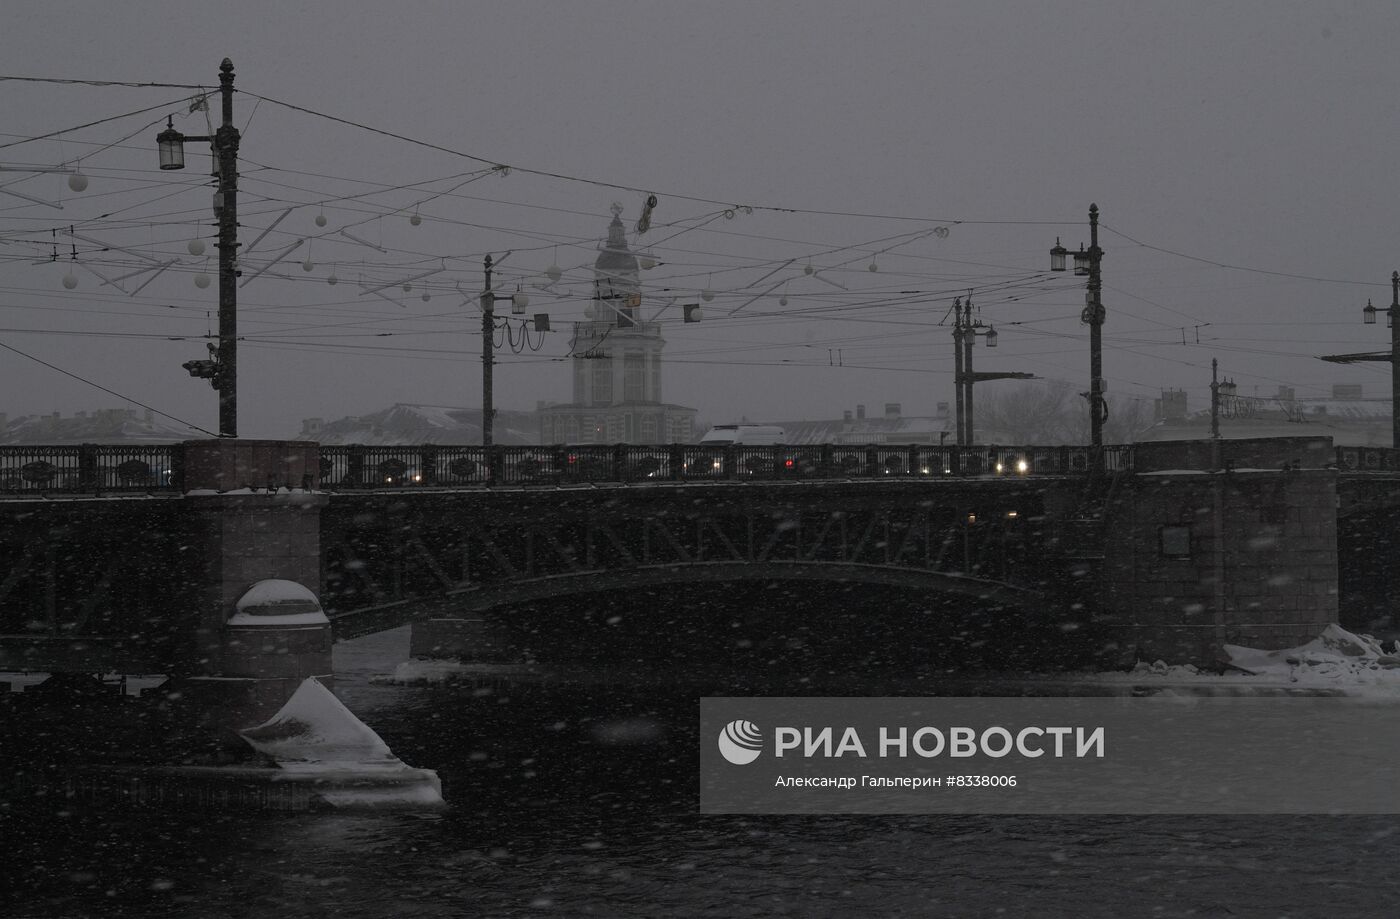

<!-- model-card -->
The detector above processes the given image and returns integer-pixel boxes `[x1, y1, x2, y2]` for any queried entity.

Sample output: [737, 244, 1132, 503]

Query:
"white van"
[699, 424, 786, 445]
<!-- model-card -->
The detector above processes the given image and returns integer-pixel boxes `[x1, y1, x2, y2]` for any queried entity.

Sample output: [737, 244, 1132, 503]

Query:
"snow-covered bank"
[376, 625, 1400, 700]
[1089, 624, 1400, 698]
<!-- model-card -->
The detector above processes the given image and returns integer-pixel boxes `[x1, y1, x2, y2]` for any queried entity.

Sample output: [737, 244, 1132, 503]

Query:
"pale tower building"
[537, 204, 697, 443]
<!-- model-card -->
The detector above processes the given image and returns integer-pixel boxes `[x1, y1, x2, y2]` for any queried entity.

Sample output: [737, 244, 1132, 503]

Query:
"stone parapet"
[182, 439, 319, 492]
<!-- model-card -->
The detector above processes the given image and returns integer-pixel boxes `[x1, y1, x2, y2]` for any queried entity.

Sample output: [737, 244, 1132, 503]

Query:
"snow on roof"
[310, 403, 539, 445]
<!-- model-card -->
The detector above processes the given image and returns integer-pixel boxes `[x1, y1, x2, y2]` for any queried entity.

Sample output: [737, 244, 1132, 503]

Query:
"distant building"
[535, 204, 697, 444]
[768, 402, 954, 445]
[1140, 384, 1393, 446]
[0, 408, 198, 444]
[300, 403, 539, 445]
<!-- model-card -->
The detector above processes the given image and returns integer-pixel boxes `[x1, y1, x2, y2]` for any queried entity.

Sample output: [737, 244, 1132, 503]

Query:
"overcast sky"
[3, 1, 1399, 439]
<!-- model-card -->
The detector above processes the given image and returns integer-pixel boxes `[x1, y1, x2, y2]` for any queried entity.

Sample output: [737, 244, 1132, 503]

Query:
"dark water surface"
[5, 628, 1398, 918]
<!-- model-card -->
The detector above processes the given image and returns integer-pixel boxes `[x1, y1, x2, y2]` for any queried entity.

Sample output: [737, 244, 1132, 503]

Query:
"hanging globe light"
[779, 295, 788, 306]
[188, 238, 206, 256]
[421, 291, 431, 302]
[326, 271, 338, 286]
[194, 272, 211, 289]
[410, 213, 422, 227]
[402, 282, 412, 292]
[68, 170, 88, 192]
[62, 272, 78, 289]
[701, 288, 715, 302]
[546, 264, 562, 283]
[803, 263, 815, 275]
[868, 260, 879, 272]
[302, 259, 315, 272]
[315, 213, 327, 228]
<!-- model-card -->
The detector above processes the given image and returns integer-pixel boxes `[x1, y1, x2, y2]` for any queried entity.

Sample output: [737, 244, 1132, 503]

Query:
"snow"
[379, 624, 1400, 700]
[228, 578, 329, 626]
[1139, 468, 1301, 476]
[1091, 624, 1400, 698]
[238, 676, 444, 807]
[226, 611, 329, 626]
[240, 676, 396, 764]
[379, 659, 540, 685]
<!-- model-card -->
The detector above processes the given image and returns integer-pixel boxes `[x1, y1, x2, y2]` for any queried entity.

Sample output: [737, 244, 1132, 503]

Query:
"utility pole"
[1392, 271, 1398, 448]
[1210, 358, 1220, 440]
[1049, 204, 1107, 469]
[962, 297, 976, 445]
[1086, 204, 1105, 459]
[952, 295, 1023, 445]
[952, 297, 965, 445]
[159, 58, 241, 437]
[215, 60, 239, 438]
[481, 254, 496, 450]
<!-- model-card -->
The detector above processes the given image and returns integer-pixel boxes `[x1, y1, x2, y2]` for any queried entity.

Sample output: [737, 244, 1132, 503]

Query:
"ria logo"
[718, 719, 763, 765]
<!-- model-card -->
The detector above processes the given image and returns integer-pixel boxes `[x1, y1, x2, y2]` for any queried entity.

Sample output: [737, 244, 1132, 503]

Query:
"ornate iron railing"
[39, 441, 1400, 493]
[313, 443, 1136, 488]
[0, 444, 182, 494]
[1333, 446, 1400, 472]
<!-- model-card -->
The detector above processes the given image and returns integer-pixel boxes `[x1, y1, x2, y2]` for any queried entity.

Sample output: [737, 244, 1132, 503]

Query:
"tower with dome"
[536, 204, 697, 444]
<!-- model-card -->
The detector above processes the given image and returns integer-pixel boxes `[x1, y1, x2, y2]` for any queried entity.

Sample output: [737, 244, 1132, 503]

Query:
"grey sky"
[2, 1, 1398, 438]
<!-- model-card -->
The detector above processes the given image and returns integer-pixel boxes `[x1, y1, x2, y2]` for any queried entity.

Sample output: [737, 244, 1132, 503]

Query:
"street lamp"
[156, 58, 240, 438]
[952, 296, 1028, 445]
[1050, 203, 1107, 465]
[1319, 270, 1400, 448]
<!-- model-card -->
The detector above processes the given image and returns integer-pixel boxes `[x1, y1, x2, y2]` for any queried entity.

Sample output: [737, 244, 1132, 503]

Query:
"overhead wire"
[0, 337, 217, 436]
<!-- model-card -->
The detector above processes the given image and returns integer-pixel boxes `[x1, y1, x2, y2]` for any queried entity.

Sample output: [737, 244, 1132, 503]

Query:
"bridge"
[2, 435, 1398, 744]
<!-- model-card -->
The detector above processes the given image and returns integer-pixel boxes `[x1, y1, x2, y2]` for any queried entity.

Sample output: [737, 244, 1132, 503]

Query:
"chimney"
[884, 403, 901, 419]
[842, 410, 853, 422]
[856, 404, 866, 420]
[1158, 389, 1187, 422]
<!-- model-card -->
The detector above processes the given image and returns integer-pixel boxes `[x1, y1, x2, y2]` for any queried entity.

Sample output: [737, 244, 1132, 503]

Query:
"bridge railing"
[1334, 446, 1400, 472]
[0, 444, 181, 494]
[313, 443, 1135, 488]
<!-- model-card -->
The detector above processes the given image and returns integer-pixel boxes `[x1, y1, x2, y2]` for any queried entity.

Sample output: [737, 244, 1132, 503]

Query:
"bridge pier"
[172, 440, 331, 742]
[1100, 437, 1338, 666]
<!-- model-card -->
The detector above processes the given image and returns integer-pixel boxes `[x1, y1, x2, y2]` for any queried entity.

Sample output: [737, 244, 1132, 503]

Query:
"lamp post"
[1319, 270, 1400, 448]
[1050, 203, 1107, 466]
[480, 254, 531, 449]
[157, 58, 240, 437]
[951, 296, 1029, 445]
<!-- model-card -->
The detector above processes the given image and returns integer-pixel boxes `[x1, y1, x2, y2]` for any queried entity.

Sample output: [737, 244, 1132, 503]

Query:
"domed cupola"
[594, 202, 640, 304]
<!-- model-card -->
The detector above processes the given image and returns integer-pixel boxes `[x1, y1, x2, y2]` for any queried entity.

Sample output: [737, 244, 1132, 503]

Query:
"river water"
[5, 626, 1399, 918]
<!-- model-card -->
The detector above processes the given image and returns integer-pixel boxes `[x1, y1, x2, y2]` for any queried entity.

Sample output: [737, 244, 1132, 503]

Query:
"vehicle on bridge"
[699, 424, 786, 446]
